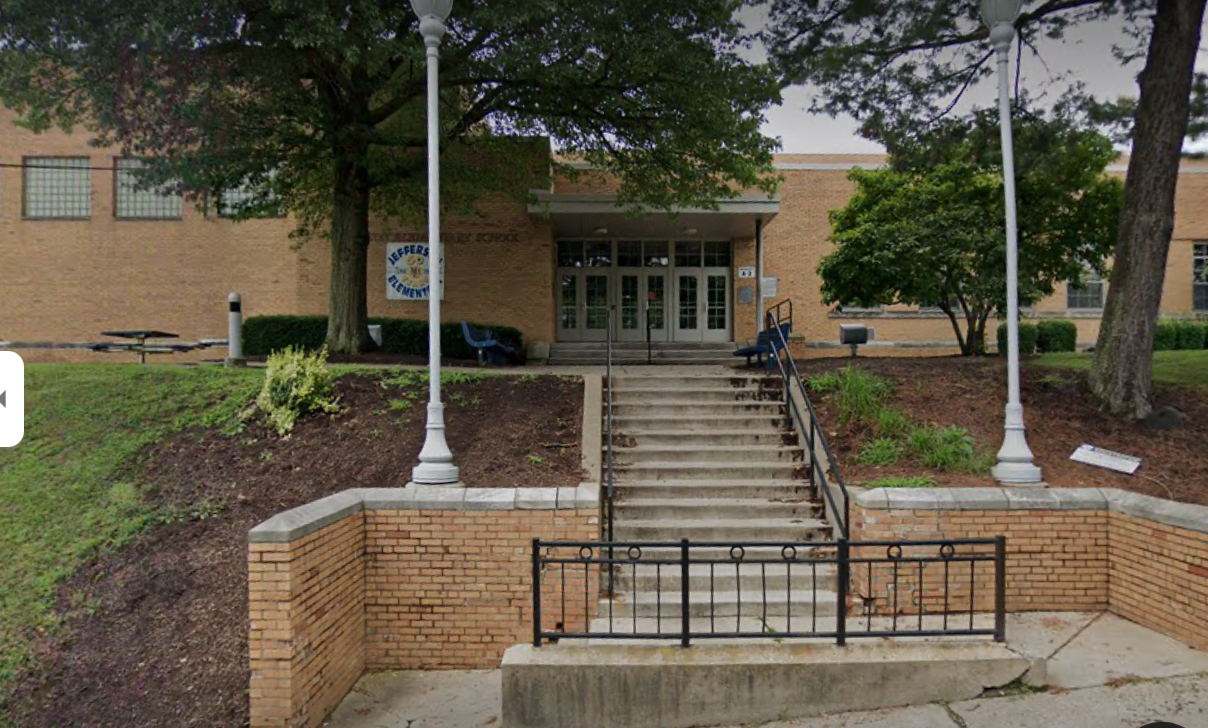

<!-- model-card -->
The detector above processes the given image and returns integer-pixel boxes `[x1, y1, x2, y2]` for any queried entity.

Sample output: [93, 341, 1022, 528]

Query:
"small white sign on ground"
[1070, 444, 1141, 475]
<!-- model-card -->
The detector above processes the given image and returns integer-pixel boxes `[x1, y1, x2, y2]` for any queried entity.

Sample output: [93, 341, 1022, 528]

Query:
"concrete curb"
[249, 484, 600, 543]
[855, 486, 1208, 536]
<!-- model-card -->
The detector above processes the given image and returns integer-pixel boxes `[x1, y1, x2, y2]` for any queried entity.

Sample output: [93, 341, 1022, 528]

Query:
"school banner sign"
[386, 242, 444, 300]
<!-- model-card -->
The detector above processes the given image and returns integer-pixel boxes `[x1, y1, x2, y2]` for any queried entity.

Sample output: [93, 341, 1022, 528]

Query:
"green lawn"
[0, 364, 262, 707]
[1035, 350, 1208, 388]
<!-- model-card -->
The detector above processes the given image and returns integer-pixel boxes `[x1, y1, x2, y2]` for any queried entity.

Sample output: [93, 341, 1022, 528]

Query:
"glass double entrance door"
[556, 240, 732, 343]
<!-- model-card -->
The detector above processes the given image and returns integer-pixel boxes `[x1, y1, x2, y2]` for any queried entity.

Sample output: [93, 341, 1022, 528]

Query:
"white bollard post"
[225, 292, 247, 368]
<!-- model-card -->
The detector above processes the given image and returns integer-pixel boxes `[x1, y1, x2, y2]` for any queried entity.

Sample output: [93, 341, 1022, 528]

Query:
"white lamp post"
[982, 0, 1042, 485]
[411, 0, 460, 486]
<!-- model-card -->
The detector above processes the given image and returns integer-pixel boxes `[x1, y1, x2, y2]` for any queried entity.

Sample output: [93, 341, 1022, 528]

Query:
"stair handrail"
[765, 302, 851, 539]
[605, 306, 616, 598]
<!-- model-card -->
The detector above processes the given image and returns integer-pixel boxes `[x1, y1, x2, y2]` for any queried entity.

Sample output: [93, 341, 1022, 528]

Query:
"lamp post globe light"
[410, 0, 461, 486]
[981, 0, 1043, 485]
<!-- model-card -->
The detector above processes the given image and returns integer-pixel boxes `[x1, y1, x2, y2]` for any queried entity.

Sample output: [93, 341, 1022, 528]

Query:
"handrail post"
[532, 538, 542, 647]
[994, 536, 1007, 642]
[646, 307, 652, 365]
[680, 538, 691, 648]
[606, 308, 615, 599]
[836, 538, 849, 646]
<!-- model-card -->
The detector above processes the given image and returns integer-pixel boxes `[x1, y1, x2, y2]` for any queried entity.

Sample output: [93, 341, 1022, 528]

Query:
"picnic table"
[97, 330, 181, 364]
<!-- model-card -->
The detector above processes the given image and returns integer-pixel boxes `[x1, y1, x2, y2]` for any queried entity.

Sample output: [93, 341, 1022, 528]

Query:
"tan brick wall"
[248, 513, 367, 728]
[764, 163, 1208, 351]
[852, 498, 1208, 652]
[0, 109, 302, 362]
[363, 508, 598, 670]
[247, 503, 598, 728]
[852, 505, 1109, 614]
[1109, 512, 1208, 651]
[4, 107, 1206, 361]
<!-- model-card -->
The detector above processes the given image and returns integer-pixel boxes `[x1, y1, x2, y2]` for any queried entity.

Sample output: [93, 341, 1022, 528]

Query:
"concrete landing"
[324, 612, 1208, 728]
[501, 640, 1031, 728]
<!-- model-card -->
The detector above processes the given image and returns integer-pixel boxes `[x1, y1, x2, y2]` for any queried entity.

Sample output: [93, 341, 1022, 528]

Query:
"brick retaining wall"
[852, 487, 1208, 651]
[247, 486, 598, 728]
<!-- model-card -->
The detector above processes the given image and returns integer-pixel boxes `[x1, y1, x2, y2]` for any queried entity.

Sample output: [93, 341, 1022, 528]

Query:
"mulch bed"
[7, 372, 582, 728]
[800, 356, 1208, 506]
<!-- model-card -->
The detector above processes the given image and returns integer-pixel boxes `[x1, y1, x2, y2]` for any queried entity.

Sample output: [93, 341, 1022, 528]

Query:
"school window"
[24, 157, 91, 218]
[919, 298, 961, 314]
[1068, 265, 1105, 310]
[114, 158, 183, 219]
[1194, 243, 1208, 311]
[838, 304, 883, 314]
[209, 179, 285, 218]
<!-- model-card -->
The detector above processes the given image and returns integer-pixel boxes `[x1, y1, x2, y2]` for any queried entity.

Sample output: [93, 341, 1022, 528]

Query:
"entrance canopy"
[527, 191, 779, 239]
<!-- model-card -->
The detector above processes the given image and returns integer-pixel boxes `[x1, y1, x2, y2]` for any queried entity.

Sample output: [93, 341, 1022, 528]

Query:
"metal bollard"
[225, 292, 247, 368]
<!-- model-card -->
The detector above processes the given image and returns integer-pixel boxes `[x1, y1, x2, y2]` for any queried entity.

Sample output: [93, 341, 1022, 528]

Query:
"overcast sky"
[740, 8, 1208, 155]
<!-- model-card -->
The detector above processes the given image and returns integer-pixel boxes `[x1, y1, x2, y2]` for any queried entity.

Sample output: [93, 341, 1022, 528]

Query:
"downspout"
[755, 217, 765, 332]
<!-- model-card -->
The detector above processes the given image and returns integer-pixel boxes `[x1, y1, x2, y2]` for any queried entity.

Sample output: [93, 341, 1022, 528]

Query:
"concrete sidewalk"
[325, 613, 1208, 728]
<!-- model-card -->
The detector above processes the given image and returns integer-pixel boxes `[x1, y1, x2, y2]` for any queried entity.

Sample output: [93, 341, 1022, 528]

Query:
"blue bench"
[461, 322, 518, 365]
[733, 323, 791, 370]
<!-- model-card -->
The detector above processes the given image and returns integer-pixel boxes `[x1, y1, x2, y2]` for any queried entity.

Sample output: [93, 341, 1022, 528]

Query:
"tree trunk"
[967, 310, 990, 356]
[326, 157, 373, 354]
[1089, 0, 1206, 418]
[942, 307, 970, 355]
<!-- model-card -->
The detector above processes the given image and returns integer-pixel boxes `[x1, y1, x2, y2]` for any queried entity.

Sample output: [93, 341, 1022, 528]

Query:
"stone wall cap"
[884, 487, 956, 510]
[949, 488, 1010, 510]
[1051, 488, 1109, 510]
[854, 489, 889, 510]
[556, 486, 578, 510]
[516, 487, 560, 510]
[1003, 488, 1063, 510]
[359, 487, 417, 510]
[410, 484, 468, 510]
[463, 488, 517, 510]
[575, 483, 601, 510]
[248, 490, 364, 543]
[1106, 489, 1208, 535]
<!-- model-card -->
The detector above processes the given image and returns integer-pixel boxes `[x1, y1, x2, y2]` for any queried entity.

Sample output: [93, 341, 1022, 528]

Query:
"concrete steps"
[599, 588, 840, 619]
[549, 342, 737, 366]
[611, 414, 785, 431]
[611, 401, 785, 417]
[611, 562, 838, 592]
[613, 445, 804, 464]
[598, 369, 836, 641]
[610, 430, 797, 447]
[614, 480, 815, 499]
[614, 497, 820, 520]
[616, 462, 807, 481]
[612, 389, 782, 404]
[614, 517, 830, 542]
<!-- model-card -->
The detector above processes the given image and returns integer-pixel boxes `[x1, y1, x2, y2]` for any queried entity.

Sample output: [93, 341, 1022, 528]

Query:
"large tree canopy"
[764, 0, 1207, 418]
[0, 0, 781, 352]
[822, 110, 1122, 355]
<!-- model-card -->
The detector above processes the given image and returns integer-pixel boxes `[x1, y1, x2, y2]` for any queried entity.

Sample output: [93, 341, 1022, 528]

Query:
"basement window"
[23, 157, 91, 219]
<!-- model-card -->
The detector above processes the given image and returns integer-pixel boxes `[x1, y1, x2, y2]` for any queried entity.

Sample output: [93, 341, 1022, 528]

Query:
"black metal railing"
[765, 299, 852, 538]
[645, 305, 653, 365]
[604, 307, 617, 597]
[532, 537, 1006, 647]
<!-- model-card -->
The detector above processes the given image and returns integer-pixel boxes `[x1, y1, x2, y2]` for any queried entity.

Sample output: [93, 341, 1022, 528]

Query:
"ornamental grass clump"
[254, 346, 340, 435]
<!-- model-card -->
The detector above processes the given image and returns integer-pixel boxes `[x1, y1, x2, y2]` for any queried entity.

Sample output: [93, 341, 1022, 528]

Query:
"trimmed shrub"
[1153, 320, 1179, 351]
[243, 315, 523, 359]
[244, 315, 328, 355]
[253, 346, 340, 435]
[1036, 320, 1078, 353]
[997, 322, 1038, 356]
[1174, 321, 1208, 350]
